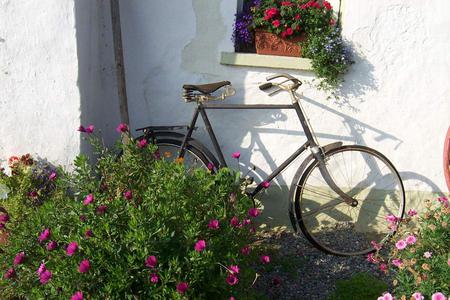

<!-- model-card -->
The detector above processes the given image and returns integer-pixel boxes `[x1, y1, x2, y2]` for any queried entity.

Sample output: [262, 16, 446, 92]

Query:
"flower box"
[254, 29, 306, 57]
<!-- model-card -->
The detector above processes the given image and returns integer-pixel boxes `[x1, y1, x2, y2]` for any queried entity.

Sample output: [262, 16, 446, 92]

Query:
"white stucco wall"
[119, 0, 449, 222]
[0, 0, 81, 167]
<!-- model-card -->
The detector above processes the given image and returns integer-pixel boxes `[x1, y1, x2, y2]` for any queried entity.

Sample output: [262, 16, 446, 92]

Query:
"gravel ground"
[252, 227, 392, 300]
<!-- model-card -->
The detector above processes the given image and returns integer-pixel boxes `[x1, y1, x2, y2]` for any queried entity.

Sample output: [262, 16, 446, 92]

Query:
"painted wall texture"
[1, 1, 449, 225]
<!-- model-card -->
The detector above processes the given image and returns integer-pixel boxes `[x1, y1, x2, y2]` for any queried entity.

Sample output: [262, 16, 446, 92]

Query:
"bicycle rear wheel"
[294, 145, 405, 256]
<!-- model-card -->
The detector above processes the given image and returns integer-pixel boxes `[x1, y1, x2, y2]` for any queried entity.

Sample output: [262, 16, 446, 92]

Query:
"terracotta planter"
[255, 29, 306, 57]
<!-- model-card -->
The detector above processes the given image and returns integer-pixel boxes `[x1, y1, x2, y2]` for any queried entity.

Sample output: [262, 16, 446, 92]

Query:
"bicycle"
[136, 73, 406, 256]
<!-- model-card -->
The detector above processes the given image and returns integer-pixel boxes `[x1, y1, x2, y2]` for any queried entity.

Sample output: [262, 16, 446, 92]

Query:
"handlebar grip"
[259, 82, 273, 91]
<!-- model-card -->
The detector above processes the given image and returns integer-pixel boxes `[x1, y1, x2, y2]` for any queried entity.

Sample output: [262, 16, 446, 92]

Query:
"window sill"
[220, 52, 313, 71]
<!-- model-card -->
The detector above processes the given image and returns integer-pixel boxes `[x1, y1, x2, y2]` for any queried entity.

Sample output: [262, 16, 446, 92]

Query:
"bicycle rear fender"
[139, 130, 221, 169]
[287, 142, 343, 232]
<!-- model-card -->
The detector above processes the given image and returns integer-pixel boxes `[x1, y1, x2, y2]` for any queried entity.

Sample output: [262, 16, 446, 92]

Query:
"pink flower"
[406, 235, 417, 245]
[447, 258, 450, 266]
[37, 263, 46, 275]
[78, 125, 86, 132]
[176, 282, 189, 294]
[377, 292, 394, 300]
[138, 139, 148, 148]
[0, 213, 9, 223]
[66, 242, 79, 256]
[116, 123, 128, 133]
[85, 125, 94, 134]
[83, 194, 94, 205]
[150, 273, 159, 283]
[371, 240, 382, 251]
[229, 265, 240, 274]
[232, 151, 241, 159]
[261, 181, 270, 188]
[226, 274, 239, 285]
[230, 297, 236, 300]
[412, 292, 424, 300]
[207, 162, 214, 171]
[272, 20, 280, 28]
[407, 209, 417, 216]
[437, 196, 449, 207]
[395, 239, 407, 250]
[39, 269, 52, 285]
[241, 246, 251, 255]
[385, 214, 398, 223]
[0, 223, 4, 230]
[29, 190, 38, 198]
[379, 263, 388, 273]
[4, 267, 15, 279]
[392, 259, 402, 268]
[145, 255, 158, 268]
[13, 252, 25, 265]
[194, 240, 206, 252]
[431, 292, 447, 300]
[46, 241, 57, 251]
[48, 171, 57, 181]
[422, 251, 432, 258]
[230, 216, 240, 227]
[248, 207, 260, 218]
[366, 253, 378, 263]
[78, 259, 91, 273]
[208, 219, 219, 230]
[38, 228, 51, 243]
[123, 190, 133, 200]
[71, 291, 84, 300]
[85, 229, 93, 239]
[96, 205, 107, 215]
[260, 255, 270, 264]
[242, 218, 251, 226]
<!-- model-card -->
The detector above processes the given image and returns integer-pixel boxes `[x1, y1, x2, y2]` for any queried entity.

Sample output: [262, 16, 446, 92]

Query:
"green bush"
[0, 126, 265, 299]
[328, 272, 388, 300]
[369, 197, 449, 300]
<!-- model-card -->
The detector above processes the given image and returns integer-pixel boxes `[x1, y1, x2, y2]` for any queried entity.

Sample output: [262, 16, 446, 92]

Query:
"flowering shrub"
[369, 197, 449, 300]
[0, 126, 267, 299]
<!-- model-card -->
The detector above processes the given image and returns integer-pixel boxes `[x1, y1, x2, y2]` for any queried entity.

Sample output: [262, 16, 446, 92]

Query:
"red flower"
[281, 31, 288, 38]
[78, 259, 91, 273]
[272, 20, 280, 28]
[281, 1, 293, 6]
[323, 1, 332, 10]
[145, 255, 157, 268]
[286, 28, 294, 36]
[260, 255, 271, 264]
[176, 282, 189, 294]
[264, 7, 278, 20]
[295, 14, 300, 20]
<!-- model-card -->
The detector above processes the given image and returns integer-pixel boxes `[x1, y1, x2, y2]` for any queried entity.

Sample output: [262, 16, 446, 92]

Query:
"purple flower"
[248, 207, 260, 218]
[37, 263, 46, 275]
[116, 123, 129, 133]
[13, 252, 25, 265]
[231, 151, 241, 159]
[150, 273, 159, 283]
[208, 219, 219, 230]
[145, 255, 157, 268]
[0, 213, 10, 224]
[85, 229, 93, 239]
[83, 194, 94, 206]
[137, 139, 148, 148]
[85, 125, 94, 134]
[78, 259, 91, 273]
[71, 291, 84, 300]
[66, 242, 78, 256]
[176, 282, 189, 294]
[123, 190, 133, 200]
[194, 240, 206, 252]
[260, 255, 270, 264]
[46, 241, 57, 251]
[226, 274, 239, 286]
[241, 246, 251, 255]
[48, 171, 57, 181]
[39, 269, 52, 285]
[4, 267, 15, 279]
[96, 205, 107, 215]
[38, 228, 51, 243]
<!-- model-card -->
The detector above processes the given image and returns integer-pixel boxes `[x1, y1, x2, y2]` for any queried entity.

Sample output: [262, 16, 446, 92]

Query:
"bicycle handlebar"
[259, 73, 302, 94]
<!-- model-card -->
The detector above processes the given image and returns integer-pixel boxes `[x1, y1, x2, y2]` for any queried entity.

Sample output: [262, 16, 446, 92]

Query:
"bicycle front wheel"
[294, 145, 405, 256]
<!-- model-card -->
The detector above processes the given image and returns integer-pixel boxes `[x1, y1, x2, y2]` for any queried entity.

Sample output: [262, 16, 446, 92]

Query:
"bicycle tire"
[293, 145, 405, 256]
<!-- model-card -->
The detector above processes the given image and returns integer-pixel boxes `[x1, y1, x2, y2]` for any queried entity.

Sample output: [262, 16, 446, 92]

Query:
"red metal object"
[444, 126, 450, 192]
[255, 29, 306, 57]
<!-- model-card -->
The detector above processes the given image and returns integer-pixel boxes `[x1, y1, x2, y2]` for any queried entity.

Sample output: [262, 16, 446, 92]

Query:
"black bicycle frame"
[178, 101, 319, 198]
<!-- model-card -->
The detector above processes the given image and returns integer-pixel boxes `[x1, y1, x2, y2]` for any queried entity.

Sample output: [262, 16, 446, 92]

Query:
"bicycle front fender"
[287, 142, 343, 232]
